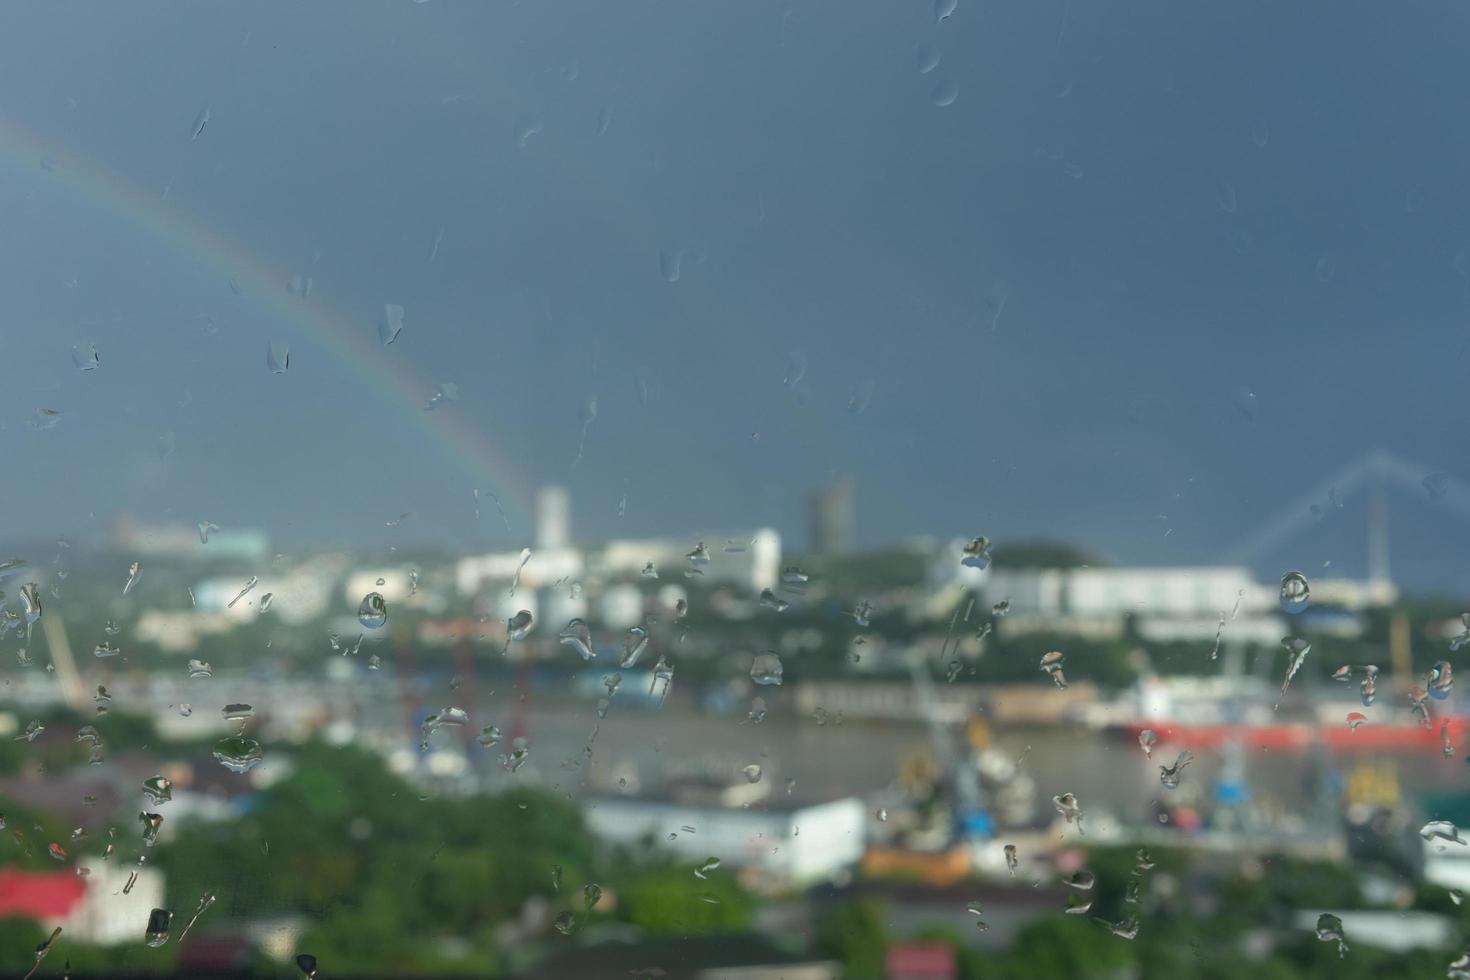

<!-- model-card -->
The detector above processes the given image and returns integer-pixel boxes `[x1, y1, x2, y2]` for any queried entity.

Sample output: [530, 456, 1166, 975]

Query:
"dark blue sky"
[1, 1, 1468, 589]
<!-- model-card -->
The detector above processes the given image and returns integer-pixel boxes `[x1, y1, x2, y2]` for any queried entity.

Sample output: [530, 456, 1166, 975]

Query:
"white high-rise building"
[535, 486, 571, 550]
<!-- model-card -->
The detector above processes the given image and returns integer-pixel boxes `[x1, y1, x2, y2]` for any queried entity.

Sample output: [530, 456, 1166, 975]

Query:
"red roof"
[0, 867, 86, 919]
[886, 942, 956, 979]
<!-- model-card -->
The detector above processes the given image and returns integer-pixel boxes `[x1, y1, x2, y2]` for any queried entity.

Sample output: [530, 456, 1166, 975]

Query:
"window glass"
[0, 3, 1462, 978]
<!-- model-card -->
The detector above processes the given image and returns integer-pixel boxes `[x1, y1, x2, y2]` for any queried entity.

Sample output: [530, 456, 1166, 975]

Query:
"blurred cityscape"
[3, 479, 1470, 978]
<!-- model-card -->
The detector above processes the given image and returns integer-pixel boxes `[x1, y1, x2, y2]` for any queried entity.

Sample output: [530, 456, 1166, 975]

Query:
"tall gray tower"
[809, 478, 855, 555]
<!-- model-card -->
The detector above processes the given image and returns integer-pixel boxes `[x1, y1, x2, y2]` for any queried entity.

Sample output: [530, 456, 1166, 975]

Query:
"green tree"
[815, 898, 889, 978]
[991, 916, 1133, 980]
[619, 865, 754, 935]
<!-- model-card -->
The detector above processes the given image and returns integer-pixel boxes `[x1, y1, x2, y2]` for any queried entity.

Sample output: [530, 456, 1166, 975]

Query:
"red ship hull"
[1121, 717, 1470, 751]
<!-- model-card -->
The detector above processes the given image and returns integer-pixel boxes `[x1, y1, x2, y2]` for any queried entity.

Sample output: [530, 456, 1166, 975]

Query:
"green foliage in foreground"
[150, 741, 754, 976]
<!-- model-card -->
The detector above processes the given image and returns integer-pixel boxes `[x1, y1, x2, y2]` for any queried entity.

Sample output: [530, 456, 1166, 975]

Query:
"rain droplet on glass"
[71, 344, 99, 371]
[750, 652, 784, 686]
[358, 592, 388, 629]
[931, 77, 959, 107]
[915, 42, 941, 74]
[267, 339, 290, 374]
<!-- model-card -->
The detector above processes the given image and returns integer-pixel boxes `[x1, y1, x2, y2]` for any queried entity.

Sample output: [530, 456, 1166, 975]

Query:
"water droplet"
[92, 641, 121, 659]
[514, 113, 543, 148]
[424, 382, 460, 411]
[358, 592, 388, 629]
[1424, 472, 1451, 500]
[1159, 751, 1194, 789]
[1453, 616, 1470, 653]
[1039, 650, 1068, 689]
[1431, 661, 1455, 699]
[378, 304, 404, 346]
[190, 103, 210, 139]
[286, 273, 313, 297]
[1444, 721, 1456, 757]
[145, 908, 172, 947]
[1346, 712, 1367, 731]
[1279, 571, 1310, 613]
[1052, 793, 1085, 834]
[47, 842, 67, 862]
[1251, 118, 1269, 150]
[1276, 636, 1311, 706]
[187, 659, 213, 679]
[507, 610, 535, 641]
[71, 343, 99, 372]
[1314, 251, 1337, 283]
[1315, 912, 1348, 957]
[742, 763, 763, 783]
[1064, 870, 1095, 891]
[875, 807, 888, 822]
[1138, 729, 1156, 758]
[915, 42, 941, 74]
[30, 925, 62, 976]
[197, 521, 219, 544]
[1411, 686, 1434, 729]
[781, 566, 810, 584]
[934, 0, 958, 24]
[142, 776, 172, 805]
[558, 619, 595, 660]
[583, 883, 603, 911]
[619, 626, 648, 668]
[500, 736, 531, 772]
[139, 811, 163, 847]
[1063, 895, 1093, 915]
[16, 720, 43, 743]
[659, 245, 683, 282]
[750, 652, 784, 686]
[1216, 179, 1238, 214]
[227, 575, 258, 609]
[1003, 844, 1018, 875]
[267, 339, 290, 374]
[758, 589, 789, 612]
[695, 857, 721, 879]
[93, 686, 112, 714]
[850, 600, 873, 627]
[212, 735, 263, 773]
[222, 703, 254, 723]
[686, 541, 711, 565]
[960, 536, 991, 569]
[475, 725, 502, 747]
[123, 561, 141, 596]
[1422, 820, 1467, 845]
[1360, 664, 1380, 706]
[930, 77, 959, 107]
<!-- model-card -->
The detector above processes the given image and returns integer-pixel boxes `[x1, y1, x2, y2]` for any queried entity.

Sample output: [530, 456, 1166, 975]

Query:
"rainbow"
[0, 110, 532, 529]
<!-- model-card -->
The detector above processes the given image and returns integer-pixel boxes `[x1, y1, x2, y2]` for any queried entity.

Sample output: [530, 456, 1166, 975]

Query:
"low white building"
[984, 566, 1268, 619]
[596, 529, 781, 593]
[584, 783, 864, 886]
[0, 862, 168, 947]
